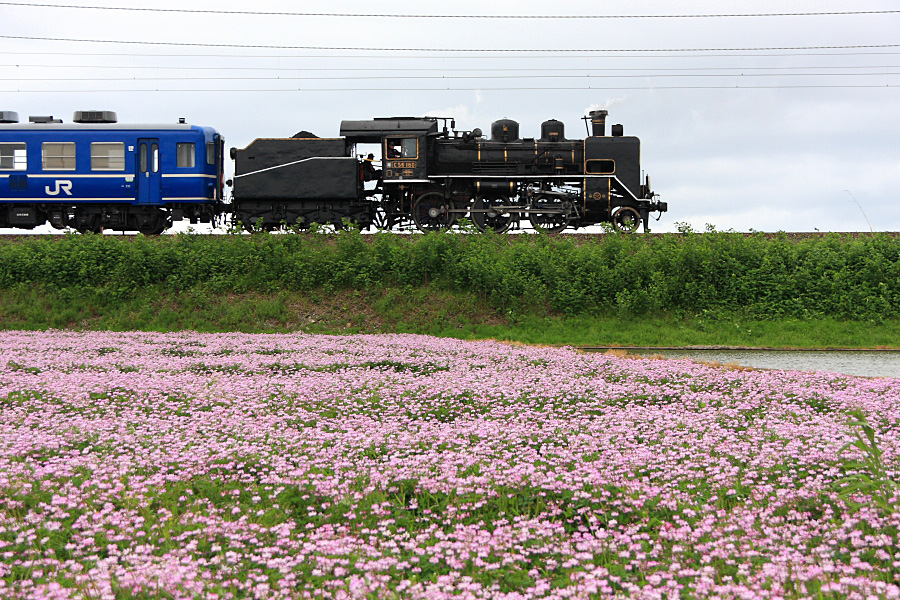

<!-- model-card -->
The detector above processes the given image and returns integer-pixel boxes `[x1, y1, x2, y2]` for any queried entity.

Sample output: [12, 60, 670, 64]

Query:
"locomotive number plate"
[391, 161, 417, 169]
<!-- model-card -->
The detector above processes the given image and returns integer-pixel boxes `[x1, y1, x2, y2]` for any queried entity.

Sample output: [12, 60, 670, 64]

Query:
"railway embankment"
[0, 228, 898, 349]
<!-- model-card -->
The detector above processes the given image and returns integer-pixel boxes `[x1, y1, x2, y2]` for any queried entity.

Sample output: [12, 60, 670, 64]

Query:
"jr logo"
[45, 180, 73, 196]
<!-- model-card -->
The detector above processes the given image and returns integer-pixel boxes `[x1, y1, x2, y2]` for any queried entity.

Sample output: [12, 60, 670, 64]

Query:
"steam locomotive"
[232, 109, 665, 233]
[0, 108, 665, 234]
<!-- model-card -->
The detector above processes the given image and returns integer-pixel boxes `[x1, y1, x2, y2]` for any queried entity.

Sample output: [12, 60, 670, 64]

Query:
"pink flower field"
[0, 331, 898, 600]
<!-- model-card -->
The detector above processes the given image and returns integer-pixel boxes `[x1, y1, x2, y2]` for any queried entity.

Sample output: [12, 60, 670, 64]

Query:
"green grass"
[1, 284, 896, 349]
[1, 229, 899, 322]
[1, 229, 898, 348]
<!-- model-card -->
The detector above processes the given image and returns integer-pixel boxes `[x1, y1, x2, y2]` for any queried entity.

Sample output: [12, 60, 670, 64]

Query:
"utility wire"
[3, 35, 899, 53]
[8, 72, 898, 82]
[1, 2, 898, 19]
[4, 85, 895, 93]
[4, 50, 900, 60]
[3, 63, 898, 73]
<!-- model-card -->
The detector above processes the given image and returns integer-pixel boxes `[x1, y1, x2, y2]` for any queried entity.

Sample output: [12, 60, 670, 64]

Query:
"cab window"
[386, 138, 417, 159]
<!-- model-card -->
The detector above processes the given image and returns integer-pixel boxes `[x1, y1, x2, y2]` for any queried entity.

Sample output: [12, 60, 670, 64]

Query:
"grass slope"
[2, 284, 897, 349]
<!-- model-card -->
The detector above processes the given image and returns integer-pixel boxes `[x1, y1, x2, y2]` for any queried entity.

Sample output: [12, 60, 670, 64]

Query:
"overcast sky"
[1, 0, 898, 233]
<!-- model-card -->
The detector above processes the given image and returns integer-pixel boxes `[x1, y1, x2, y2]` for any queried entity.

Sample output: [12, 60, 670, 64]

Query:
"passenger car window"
[176, 143, 195, 168]
[42, 142, 75, 170]
[0, 143, 26, 170]
[90, 142, 125, 171]
[206, 142, 215, 166]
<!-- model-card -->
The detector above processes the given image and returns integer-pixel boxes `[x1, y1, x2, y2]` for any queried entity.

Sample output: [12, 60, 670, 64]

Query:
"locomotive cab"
[340, 117, 440, 185]
[383, 135, 426, 181]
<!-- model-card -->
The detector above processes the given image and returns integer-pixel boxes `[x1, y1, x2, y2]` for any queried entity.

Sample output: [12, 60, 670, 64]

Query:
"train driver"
[362, 153, 381, 181]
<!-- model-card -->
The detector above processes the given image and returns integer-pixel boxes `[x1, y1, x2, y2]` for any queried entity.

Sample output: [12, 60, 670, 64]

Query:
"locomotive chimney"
[589, 109, 608, 137]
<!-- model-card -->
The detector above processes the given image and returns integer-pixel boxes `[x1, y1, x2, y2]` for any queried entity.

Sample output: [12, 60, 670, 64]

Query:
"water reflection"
[648, 350, 899, 378]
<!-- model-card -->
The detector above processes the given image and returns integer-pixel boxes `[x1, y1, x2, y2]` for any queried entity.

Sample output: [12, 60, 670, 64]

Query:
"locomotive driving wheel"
[528, 194, 571, 233]
[412, 192, 455, 232]
[471, 196, 513, 233]
[611, 206, 642, 233]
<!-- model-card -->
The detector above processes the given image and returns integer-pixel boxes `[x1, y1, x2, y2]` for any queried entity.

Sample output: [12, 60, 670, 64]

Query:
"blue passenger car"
[0, 111, 224, 233]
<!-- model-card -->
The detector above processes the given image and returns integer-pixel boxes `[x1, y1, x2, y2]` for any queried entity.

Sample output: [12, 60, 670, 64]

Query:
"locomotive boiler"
[230, 109, 666, 233]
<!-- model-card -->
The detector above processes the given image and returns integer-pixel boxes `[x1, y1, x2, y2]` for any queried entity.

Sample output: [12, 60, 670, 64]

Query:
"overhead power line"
[3, 35, 899, 54]
[4, 85, 895, 93]
[1, 2, 898, 18]
[3, 64, 897, 73]
[4, 50, 900, 60]
[8, 72, 898, 82]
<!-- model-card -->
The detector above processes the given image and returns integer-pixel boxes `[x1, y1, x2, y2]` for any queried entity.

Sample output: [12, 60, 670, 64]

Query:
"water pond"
[642, 349, 899, 378]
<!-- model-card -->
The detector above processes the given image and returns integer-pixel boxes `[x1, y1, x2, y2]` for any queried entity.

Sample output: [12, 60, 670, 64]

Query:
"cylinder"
[589, 110, 608, 137]
[475, 181, 516, 194]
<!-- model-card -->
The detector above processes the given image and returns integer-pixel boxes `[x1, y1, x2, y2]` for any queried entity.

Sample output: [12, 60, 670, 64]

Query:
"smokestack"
[589, 109, 608, 137]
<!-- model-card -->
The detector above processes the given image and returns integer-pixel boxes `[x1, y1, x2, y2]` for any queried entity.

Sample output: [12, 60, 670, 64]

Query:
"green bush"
[1, 229, 898, 321]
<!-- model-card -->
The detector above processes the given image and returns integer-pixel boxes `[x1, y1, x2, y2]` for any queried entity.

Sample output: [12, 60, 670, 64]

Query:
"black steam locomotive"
[231, 109, 666, 233]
